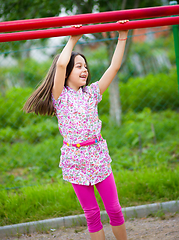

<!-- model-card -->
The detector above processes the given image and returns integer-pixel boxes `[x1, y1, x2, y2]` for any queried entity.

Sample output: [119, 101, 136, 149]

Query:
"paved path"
[5, 213, 179, 240]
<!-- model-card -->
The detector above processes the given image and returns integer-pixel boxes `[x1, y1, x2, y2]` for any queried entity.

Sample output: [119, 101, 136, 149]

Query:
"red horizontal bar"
[0, 5, 179, 33]
[0, 16, 179, 43]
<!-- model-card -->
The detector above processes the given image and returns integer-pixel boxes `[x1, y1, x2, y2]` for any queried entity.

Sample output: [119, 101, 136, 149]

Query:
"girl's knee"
[106, 201, 121, 214]
[107, 204, 125, 226]
[84, 206, 103, 233]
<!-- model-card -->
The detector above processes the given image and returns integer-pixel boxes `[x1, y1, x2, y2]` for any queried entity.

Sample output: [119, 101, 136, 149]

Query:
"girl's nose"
[82, 68, 87, 73]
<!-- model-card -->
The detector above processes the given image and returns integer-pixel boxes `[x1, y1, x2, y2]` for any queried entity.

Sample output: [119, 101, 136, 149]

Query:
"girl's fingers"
[70, 25, 83, 39]
[71, 24, 82, 28]
[117, 20, 129, 24]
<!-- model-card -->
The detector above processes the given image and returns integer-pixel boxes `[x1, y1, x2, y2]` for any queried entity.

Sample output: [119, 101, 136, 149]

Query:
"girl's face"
[66, 55, 88, 91]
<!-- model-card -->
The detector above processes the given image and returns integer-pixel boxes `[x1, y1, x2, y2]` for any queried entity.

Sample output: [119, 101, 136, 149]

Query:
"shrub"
[99, 68, 179, 115]
[0, 58, 52, 89]
[120, 68, 179, 112]
[19, 119, 58, 143]
[0, 87, 48, 129]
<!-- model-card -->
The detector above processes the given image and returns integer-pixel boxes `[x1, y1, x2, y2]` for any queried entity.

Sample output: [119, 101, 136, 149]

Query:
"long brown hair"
[23, 52, 91, 116]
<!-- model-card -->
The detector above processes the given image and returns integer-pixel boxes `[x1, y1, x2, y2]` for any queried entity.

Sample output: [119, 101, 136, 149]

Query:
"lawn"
[0, 109, 179, 226]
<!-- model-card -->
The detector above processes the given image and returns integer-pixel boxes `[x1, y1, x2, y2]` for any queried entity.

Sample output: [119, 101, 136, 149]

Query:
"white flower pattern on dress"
[52, 81, 112, 185]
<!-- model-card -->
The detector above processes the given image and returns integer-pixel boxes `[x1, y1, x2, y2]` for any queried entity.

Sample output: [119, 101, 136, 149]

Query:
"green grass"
[0, 165, 179, 226]
[0, 109, 179, 226]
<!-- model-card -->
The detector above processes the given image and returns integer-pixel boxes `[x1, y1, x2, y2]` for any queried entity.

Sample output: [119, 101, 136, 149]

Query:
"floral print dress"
[52, 81, 112, 185]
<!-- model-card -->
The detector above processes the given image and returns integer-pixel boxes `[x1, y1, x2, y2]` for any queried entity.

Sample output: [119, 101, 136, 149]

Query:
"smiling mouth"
[80, 76, 87, 79]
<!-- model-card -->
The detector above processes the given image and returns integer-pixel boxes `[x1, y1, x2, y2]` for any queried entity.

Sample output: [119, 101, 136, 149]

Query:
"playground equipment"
[0, 3, 178, 89]
[0, 5, 178, 42]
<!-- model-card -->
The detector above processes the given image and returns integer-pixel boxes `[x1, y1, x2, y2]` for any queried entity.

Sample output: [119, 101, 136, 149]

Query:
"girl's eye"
[76, 65, 87, 70]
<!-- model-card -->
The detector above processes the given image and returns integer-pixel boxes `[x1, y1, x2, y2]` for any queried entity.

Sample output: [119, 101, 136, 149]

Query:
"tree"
[0, 0, 163, 123]
[0, 0, 63, 56]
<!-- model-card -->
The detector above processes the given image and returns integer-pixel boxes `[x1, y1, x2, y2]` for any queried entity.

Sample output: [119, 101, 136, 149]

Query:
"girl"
[23, 21, 129, 240]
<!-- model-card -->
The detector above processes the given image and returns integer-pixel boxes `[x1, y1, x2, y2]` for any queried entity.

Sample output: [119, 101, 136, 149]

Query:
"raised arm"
[52, 33, 82, 100]
[98, 21, 129, 95]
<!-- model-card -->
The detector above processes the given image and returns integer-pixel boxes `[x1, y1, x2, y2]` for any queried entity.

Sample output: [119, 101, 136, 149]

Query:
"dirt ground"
[5, 213, 179, 240]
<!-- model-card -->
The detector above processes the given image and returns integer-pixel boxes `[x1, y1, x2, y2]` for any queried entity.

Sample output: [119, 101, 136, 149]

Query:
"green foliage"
[0, 108, 179, 185]
[0, 136, 63, 186]
[0, 29, 178, 225]
[0, 107, 179, 225]
[19, 119, 58, 143]
[0, 1, 178, 225]
[115, 166, 179, 205]
[119, 32, 176, 82]
[0, 68, 178, 144]
[0, 0, 63, 20]
[102, 108, 179, 153]
[0, 127, 17, 142]
[0, 87, 45, 130]
[0, 58, 52, 89]
[98, 68, 179, 115]
[0, 165, 179, 226]
[0, 182, 79, 226]
[152, 34, 176, 65]
[120, 68, 179, 112]
[18, 58, 52, 88]
[0, 0, 64, 54]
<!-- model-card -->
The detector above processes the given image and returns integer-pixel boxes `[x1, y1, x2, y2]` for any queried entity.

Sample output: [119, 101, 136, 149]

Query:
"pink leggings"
[72, 173, 124, 233]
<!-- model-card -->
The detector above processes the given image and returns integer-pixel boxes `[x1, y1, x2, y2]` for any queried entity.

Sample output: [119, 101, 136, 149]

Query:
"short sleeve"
[51, 87, 66, 108]
[85, 81, 102, 104]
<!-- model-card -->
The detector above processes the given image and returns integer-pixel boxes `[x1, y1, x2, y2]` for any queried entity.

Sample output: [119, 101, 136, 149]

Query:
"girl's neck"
[66, 82, 81, 92]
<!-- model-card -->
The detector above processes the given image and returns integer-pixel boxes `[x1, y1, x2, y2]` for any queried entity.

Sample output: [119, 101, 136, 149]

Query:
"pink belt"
[63, 135, 102, 148]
